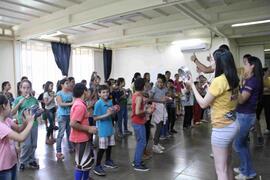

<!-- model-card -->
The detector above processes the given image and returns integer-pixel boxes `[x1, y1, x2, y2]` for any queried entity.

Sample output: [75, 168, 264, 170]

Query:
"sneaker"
[117, 133, 124, 138]
[104, 160, 118, 169]
[152, 145, 164, 154]
[93, 165, 106, 176]
[123, 130, 132, 135]
[160, 136, 166, 140]
[209, 153, 214, 158]
[256, 137, 264, 146]
[134, 165, 150, 172]
[56, 153, 64, 160]
[235, 173, 256, 180]
[132, 161, 145, 167]
[233, 167, 241, 174]
[170, 129, 178, 134]
[19, 163, 25, 171]
[29, 161, 39, 169]
[264, 129, 270, 135]
[201, 119, 209, 123]
[157, 144, 165, 150]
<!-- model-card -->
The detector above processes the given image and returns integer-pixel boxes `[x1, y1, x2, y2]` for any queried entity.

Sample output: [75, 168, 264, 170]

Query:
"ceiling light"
[232, 19, 270, 27]
[264, 49, 270, 52]
[40, 31, 64, 39]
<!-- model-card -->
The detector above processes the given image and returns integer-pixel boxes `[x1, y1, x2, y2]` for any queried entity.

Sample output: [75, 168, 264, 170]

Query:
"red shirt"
[174, 80, 184, 93]
[70, 98, 90, 143]
[131, 92, 146, 125]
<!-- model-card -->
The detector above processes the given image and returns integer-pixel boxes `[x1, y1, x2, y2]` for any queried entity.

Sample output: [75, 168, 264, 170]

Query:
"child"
[93, 85, 118, 176]
[43, 81, 57, 145]
[116, 78, 132, 136]
[70, 83, 97, 180]
[12, 79, 40, 170]
[193, 81, 202, 126]
[1, 81, 14, 106]
[0, 94, 35, 180]
[174, 74, 184, 116]
[166, 79, 177, 133]
[132, 78, 154, 171]
[55, 78, 74, 160]
[182, 84, 194, 129]
[150, 74, 169, 154]
[38, 84, 48, 130]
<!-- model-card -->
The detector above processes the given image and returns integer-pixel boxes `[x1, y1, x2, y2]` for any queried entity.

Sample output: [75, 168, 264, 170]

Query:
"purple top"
[236, 76, 261, 114]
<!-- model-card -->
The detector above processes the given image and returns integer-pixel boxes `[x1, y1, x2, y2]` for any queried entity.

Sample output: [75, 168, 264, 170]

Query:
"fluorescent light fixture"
[172, 38, 203, 47]
[264, 49, 270, 52]
[40, 31, 64, 39]
[232, 19, 270, 27]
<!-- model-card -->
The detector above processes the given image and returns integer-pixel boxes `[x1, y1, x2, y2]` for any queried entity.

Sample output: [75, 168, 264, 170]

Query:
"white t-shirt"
[43, 92, 56, 110]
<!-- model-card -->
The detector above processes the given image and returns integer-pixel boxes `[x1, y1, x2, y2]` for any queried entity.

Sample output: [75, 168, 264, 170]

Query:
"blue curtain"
[51, 42, 71, 76]
[103, 48, 112, 81]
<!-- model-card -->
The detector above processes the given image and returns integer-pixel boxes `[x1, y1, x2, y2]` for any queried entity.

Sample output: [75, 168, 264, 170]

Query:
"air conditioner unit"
[172, 39, 209, 53]
[180, 42, 209, 53]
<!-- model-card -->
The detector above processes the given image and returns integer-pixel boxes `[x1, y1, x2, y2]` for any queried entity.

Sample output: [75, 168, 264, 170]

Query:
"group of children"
[0, 69, 214, 180]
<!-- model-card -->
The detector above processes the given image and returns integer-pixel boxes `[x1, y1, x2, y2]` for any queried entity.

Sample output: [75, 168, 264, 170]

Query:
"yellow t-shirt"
[209, 74, 238, 128]
[263, 77, 270, 95]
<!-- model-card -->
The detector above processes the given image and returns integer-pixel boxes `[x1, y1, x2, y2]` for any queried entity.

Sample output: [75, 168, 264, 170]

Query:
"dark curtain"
[51, 42, 71, 76]
[103, 48, 112, 81]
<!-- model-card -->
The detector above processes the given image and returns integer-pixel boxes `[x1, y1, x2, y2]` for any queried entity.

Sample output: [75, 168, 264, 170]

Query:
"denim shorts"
[211, 121, 239, 148]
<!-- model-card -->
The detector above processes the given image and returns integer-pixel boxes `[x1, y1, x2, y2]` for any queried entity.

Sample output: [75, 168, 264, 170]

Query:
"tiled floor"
[19, 118, 270, 180]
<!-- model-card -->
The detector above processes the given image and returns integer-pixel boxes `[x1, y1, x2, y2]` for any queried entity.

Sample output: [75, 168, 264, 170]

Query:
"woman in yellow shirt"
[187, 48, 240, 180]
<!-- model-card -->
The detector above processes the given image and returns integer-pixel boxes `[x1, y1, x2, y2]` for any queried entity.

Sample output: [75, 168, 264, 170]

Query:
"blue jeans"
[46, 108, 56, 138]
[117, 105, 128, 134]
[234, 113, 256, 177]
[0, 164, 17, 180]
[132, 123, 146, 167]
[20, 125, 38, 165]
[56, 115, 73, 153]
[160, 120, 169, 137]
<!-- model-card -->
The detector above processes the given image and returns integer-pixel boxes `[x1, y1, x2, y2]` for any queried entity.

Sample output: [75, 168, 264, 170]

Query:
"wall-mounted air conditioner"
[180, 42, 209, 53]
[171, 39, 209, 53]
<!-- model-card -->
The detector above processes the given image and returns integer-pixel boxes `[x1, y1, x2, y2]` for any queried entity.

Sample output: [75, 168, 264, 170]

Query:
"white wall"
[0, 40, 16, 94]
[110, 37, 229, 86]
[239, 45, 265, 67]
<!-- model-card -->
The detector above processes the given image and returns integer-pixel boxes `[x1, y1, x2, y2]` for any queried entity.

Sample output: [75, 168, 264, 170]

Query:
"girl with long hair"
[186, 48, 240, 180]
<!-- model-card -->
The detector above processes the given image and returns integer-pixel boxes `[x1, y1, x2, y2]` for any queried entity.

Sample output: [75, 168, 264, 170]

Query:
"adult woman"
[186, 48, 239, 180]
[233, 56, 263, 180]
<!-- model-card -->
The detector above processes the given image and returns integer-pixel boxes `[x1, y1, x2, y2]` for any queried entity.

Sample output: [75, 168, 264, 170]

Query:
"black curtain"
[51, 42, 71, 76]
[103, 48, 112, 81]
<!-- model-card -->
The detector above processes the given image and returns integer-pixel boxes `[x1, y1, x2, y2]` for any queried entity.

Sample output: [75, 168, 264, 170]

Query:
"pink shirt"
[0, 118, 17, 171]
[70, 98, 90, 143]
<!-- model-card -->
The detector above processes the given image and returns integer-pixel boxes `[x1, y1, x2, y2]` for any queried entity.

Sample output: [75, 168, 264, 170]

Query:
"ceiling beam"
[14, 0, 191, 40]
[126, 18, 136, 23]
[33, 0, 66, 9]
[173, 4, 226, 37]
[0, 7, 40, 18]
[70, 17, 201, 45]
[154, 8, 170, 16]
[92, 23, 109, 28]
[0, 14, 29, 21]
[3, 0, 52, 14]
[111, 21, 122, 25]
[80, 26, 97, 31]
[0, 19, 19, 25]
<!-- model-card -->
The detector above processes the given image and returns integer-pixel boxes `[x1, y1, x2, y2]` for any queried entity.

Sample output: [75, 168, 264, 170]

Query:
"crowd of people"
[0, 44, 270, 180]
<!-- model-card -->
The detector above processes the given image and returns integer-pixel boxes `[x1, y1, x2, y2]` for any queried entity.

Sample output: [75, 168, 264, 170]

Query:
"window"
[21, 41, 63, 96]
[20, 41, 95, 96]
